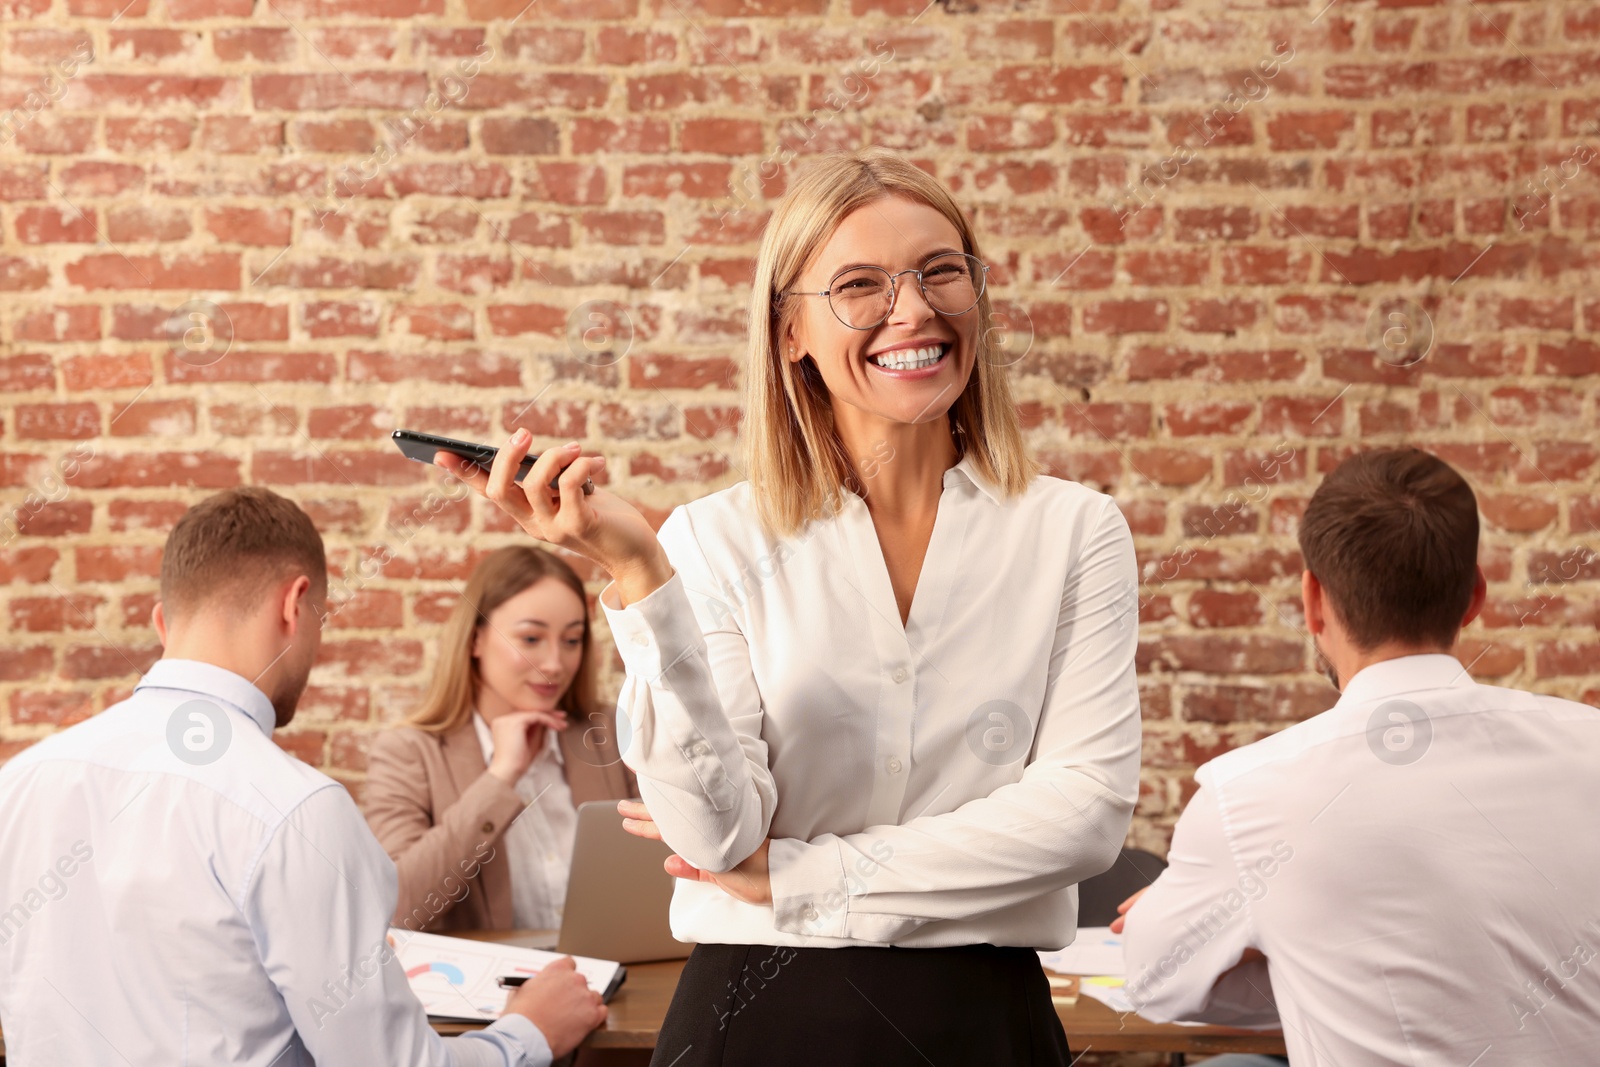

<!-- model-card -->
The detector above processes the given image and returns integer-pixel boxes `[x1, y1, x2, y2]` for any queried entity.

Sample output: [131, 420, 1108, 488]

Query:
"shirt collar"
[1338, 653, 1476, 706]
[133, 658, 277, 738]
[942, 451, 1004, 506]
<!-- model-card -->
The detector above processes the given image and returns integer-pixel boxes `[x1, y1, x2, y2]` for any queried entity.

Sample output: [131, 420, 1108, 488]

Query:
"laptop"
[540, 800, 692, 965]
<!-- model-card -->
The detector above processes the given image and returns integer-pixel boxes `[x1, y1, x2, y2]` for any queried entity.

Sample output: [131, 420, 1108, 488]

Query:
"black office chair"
[1076, 846, 1168, 926]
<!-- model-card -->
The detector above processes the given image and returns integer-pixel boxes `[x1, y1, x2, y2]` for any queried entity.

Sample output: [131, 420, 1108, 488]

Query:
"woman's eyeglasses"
[780, 252, 989, 331]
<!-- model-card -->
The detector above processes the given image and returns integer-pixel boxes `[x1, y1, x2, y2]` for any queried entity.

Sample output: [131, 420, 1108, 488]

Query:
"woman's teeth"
[869, 344, 947, 370]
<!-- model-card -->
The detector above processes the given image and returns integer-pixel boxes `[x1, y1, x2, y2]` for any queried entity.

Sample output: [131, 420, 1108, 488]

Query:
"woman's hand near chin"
[617, 798, 773, 906]
[435, 429, 673, 603]
[485, 709, 568, 785]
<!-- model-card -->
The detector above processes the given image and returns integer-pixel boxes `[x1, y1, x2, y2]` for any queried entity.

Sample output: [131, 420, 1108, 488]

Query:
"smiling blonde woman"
[439, 148, 1142, 1066]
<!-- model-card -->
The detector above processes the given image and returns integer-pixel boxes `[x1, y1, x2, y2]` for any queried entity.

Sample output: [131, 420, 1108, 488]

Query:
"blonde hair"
[743, 148, 1039, 538]
[406, 546, 597, 735]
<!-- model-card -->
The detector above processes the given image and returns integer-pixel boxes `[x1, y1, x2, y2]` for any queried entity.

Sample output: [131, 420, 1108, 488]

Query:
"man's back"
[0, 659, 527, 1066]
[1126, 655, 1600, 1065]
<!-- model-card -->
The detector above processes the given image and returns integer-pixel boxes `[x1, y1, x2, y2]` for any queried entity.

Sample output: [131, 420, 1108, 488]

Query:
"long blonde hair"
[406, 546, 597, 735]
[745, 148, 1039, 538]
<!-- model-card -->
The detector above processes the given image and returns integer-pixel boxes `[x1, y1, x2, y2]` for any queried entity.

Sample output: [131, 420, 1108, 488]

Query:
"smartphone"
[391, 429, 594, 494]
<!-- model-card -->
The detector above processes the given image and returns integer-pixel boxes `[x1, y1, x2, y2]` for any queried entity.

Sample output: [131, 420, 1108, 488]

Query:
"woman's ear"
[782, 321, 803, 364]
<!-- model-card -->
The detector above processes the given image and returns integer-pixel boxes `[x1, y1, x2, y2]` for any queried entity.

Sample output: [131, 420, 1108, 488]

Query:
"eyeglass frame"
[778, 252, 992, 331]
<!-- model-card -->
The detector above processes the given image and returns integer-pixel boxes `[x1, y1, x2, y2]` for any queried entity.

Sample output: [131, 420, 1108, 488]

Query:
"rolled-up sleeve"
[765, 498, 1143, 942]
[599, 507, 779, 874]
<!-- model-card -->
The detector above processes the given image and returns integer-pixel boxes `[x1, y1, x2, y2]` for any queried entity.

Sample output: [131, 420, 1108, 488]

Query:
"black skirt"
[648, 942, 1072, 1067]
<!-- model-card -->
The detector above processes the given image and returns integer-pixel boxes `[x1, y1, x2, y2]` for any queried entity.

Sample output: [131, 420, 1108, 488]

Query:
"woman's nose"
[886, 272, 936, 324]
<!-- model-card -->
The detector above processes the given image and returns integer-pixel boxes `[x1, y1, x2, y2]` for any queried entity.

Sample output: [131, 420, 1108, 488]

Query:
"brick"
[15, 305, 100, 342]
[15, 206, 97, 244]
[1164, 401, 1254, 437]
[105, 118, 195, 153]
[480, 117, 560, 156]
[204, 206, 292, 246]
[1137, 635, 1304, 674]
[0, 256, 50, 291]
[1131, 448, 1212, 486]
[402, 305, 474, 340]
[105, 205, 192, 244]
[213, 27, 295, 62]
[569, 118, 667, 155]
[1177, 210, 1259, 248]
[1186, 590, 1264, 627]
[1266, 111, 1356, 151]
[64, 253, 240, 291]
[252, 73, 428, 111]
[1180, 297, 1260, 334]
[681, 119, 763, 156]
[1082, 299, 1168, 334]
[11, 118, 96, 155]
[16, 402, 100, 439]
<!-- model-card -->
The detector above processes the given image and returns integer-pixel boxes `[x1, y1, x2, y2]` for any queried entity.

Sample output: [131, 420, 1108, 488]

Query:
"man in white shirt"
[1120, 447, 1600, 1065]
[0, 486, 605, 1066]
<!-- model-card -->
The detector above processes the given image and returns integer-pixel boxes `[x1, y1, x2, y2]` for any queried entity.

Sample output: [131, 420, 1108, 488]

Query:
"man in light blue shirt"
[0, 486, 606, 1066]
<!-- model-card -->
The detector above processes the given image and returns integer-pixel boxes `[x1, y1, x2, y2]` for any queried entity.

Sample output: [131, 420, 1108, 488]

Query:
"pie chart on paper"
[406, 961, 467, 985]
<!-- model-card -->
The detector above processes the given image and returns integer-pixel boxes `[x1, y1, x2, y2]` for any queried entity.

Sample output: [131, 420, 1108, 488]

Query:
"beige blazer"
[364, 715, 635, 933]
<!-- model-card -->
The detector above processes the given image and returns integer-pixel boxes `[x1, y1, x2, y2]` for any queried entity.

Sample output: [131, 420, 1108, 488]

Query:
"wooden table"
[442, 930, 1288, 1058]
[0, 932, 1285, 1063]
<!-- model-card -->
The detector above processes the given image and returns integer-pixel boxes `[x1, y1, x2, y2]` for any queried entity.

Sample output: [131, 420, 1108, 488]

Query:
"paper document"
[1036, 926, 1126, 976]
[1077, 975, 1208, 1025]
[390, 928, 625, 1022]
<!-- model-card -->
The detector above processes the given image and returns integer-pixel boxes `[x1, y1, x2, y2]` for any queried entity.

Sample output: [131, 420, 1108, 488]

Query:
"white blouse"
[598, 451, 1142, 949]
[471, 711, 578, 932]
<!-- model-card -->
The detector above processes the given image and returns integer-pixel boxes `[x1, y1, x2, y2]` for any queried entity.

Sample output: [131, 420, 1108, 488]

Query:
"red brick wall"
[1, 0, 1596, 851]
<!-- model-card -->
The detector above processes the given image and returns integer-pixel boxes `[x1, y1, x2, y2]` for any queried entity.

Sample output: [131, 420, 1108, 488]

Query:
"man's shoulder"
[1472, 681, 1599, 720]
[1197, 679, 1600, 793]
[13, 693, 344, 823]
[1196, 715, 1335, 793]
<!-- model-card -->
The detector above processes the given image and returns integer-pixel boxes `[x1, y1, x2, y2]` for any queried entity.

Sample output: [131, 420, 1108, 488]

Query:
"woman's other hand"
[618, 799, 773, 906]
[486, 709, 568, 785]
[1108, 887, 1146, 935]
[435, 429, 671, 601]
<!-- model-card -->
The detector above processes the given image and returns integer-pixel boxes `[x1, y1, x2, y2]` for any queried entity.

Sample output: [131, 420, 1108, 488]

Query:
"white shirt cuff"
[768, 835, 850, 938]
[600, 570, 701, 681]
[484, 1012, 553, 1067]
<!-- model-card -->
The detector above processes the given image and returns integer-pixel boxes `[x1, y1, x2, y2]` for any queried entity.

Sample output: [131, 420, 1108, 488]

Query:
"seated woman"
[365, 544, 634, 933]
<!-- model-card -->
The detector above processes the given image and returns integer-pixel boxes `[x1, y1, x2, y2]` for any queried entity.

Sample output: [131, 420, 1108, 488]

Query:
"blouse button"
[891, 667, 908, 684]
[885, 757, 902, 775]
[631, 633, 649, 647]
[802, 905, 819, 921]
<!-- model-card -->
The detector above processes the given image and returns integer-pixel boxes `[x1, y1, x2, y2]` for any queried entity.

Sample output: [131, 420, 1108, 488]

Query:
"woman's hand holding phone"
[434, 429, 674, 605]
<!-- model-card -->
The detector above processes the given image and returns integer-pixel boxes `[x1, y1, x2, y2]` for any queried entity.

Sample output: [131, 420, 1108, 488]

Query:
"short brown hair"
[160, 486, 327, 621]
[1298, 448, 1479, 650]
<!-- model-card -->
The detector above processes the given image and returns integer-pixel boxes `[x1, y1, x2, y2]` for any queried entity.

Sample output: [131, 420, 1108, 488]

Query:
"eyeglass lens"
[828, 253, 984, 329]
